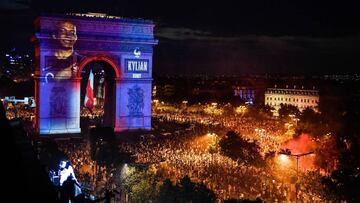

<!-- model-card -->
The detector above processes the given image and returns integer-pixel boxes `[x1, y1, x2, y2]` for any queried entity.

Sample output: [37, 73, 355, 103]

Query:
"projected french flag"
[84, 69, 94, 111]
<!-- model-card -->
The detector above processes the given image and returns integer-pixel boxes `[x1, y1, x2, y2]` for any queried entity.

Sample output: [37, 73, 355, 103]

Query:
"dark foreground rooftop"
[1, 104, 59, 203]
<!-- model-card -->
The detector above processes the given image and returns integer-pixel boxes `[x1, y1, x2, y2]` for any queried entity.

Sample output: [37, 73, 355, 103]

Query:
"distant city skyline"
[0, 0, 359, 75]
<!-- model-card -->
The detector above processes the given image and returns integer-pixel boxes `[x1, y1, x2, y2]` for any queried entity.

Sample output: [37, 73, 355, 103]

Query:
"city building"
[265, 85, 319, 116]
[233, 86, 255, 105]
[1, 49, 34, 81]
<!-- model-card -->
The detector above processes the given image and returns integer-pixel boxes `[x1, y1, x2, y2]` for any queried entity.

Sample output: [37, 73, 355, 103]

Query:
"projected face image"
[57, 21, 77, 48]
[52, 21, 78, 60]
[44, 20, 79, 80]
[53, 21, 77, 49]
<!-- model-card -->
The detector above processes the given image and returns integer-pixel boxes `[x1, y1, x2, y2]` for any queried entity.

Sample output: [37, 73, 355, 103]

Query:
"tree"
[158, 179, 178, 203]
[158, 176, 216, 203]
[223, 103, 234, 116]
[322, 98, 360, 202]
[300, 108, 318, 122]
[224, 198, 262, 203]
[208, 134, 219, 154]
[295, 107, 332, 138]
[314, 135, 339, 173]
[121, 165, 158, 202]
[301, 171, 336, 202]
[219, 131, 264, 166]
[257, 104, 274, 117]
[178, 176, 195, 202]
[322, 168, 360, 202]
[90, 127, 132, 167]
[278, 104, 300, 118]
[178, 176, 216, 203]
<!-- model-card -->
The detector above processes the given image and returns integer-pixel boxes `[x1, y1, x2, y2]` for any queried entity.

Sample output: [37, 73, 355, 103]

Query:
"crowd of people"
[50, 108, 322, 202]
[3, 102, 102, 121]
[118, 120, 296, 202]
[80, 106, 104, 118]
[6, 102, 323, 202]
[154, 111, 288, 155]
[3, 102, 34, 121]
[56, 141, 121, 201]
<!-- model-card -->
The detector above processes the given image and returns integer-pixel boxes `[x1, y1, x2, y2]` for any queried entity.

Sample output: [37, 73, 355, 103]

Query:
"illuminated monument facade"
[32, 13, 158, 135]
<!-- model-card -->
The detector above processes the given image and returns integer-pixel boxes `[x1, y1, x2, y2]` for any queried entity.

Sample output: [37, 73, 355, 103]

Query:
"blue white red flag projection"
[32, 14, 158, 135]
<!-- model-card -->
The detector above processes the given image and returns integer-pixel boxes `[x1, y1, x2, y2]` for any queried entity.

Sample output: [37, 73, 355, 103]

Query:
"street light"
[293, 118, 300, 125]
[279, 149, 314, 203]
[207, 132, 215, 137]
[284, 123, 293, 129]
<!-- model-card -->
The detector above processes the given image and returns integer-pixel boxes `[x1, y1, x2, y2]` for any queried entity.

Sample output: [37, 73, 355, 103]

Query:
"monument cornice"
[34, 33, 158, 45]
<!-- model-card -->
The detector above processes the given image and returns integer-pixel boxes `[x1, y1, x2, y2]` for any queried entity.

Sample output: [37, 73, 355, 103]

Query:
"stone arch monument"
[32, 13, 157, 135]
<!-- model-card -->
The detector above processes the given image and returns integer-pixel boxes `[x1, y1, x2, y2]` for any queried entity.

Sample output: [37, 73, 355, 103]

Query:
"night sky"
[0, 0, 359, 75]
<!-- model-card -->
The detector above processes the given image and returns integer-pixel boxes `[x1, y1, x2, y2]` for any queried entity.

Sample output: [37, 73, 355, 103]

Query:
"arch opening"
[77, 55, 121, 79]
[80, 60, 117, 131]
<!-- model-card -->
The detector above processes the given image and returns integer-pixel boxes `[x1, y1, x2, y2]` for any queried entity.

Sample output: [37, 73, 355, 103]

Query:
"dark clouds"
[5, 0, 359, 36]
[0, 0, 30, 10]
[154, 27, 360, 75]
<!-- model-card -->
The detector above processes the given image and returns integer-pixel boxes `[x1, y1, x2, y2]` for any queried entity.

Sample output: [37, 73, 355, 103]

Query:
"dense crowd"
[4, 102, 34, 121]
[120, 137, 278, 201]
[117, 119, 311, 202]
[53, 119, 287, 201]
[80, 106, 104, 118]
[9, 103, 323, 202]
[3, 103, 104, 121]
[56, 141, 121, 201]
[155, 112, 288, 155]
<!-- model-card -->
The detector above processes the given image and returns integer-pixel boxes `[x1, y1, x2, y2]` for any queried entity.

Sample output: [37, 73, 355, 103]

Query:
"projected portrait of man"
[44, 21, 79, 80]
[53, 21, 77, 59]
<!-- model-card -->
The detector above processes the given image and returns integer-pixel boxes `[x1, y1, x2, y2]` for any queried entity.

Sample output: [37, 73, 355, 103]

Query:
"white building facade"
[265, 87, 319, 116]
